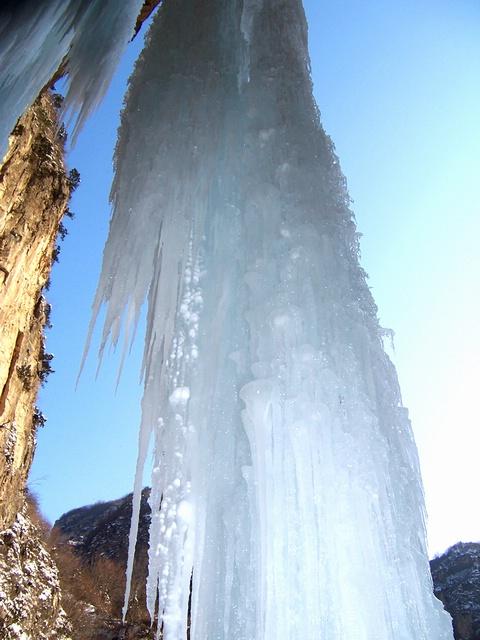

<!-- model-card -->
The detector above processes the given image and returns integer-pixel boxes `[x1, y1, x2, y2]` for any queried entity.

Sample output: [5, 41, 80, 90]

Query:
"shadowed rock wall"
[0, 92, 71, 531]
[431, 543, 480, 640]
[0, 94, 72, 640]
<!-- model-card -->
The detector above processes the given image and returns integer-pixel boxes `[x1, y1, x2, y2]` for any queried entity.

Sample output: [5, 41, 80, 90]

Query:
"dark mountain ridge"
[55, 489, 150, 562]
[431, 542, 480, 640]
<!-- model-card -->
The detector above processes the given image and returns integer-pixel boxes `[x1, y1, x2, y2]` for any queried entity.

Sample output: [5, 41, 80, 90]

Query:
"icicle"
[91, 0, 454, 638]
[239, 0, 263, 88]
[0, 0, 144, 156]
[122, 414, 152, 621]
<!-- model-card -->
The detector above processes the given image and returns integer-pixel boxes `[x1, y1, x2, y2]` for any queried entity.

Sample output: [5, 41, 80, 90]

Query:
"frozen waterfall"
[87, 0, 453, 638]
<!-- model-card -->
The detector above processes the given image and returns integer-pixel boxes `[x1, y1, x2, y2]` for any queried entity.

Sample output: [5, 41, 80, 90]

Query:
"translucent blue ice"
[0, 0, 143, 156]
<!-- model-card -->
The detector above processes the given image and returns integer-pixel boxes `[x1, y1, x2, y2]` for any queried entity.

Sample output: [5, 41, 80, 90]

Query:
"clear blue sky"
[30, 0, 480, 557]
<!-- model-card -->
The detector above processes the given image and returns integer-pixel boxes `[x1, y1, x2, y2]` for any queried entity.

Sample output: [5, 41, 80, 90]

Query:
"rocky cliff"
[0, 497, 70, 639]
[0, 93, 73, 639]
[0, 92, 72, 531]
[431, 542, 480, 640]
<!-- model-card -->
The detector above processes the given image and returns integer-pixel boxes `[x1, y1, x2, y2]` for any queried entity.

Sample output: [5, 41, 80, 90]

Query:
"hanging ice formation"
[0, 0, 144, 157]
[86, 0, 453, 638]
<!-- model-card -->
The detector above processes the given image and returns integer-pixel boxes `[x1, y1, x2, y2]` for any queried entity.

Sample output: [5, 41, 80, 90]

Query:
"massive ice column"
[91, 1, 454, 638]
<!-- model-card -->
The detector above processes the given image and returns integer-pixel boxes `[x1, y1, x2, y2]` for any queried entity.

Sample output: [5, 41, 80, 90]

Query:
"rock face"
[0, 92, 71, 531]
[431, 543, 480, 640]
[0, 504, 70, 640]
[55, 489, 151, 566]
[0, 91, 72, 639]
